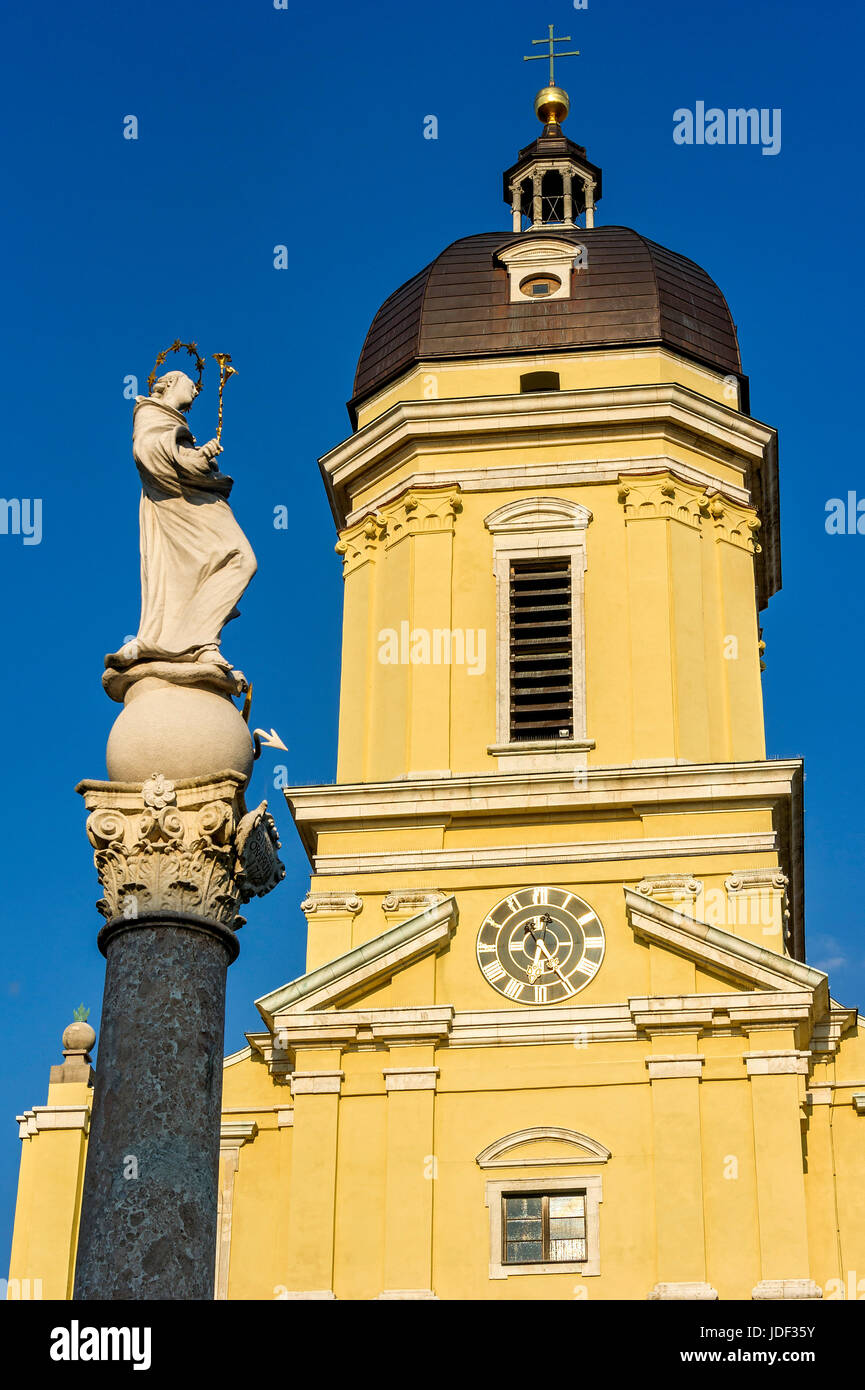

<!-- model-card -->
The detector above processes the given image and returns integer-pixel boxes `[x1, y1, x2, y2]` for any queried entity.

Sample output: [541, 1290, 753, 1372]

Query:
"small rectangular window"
[509, 558, 573, 741]
[519, 370, 560, 392]
[503, 1192, 587, 1265]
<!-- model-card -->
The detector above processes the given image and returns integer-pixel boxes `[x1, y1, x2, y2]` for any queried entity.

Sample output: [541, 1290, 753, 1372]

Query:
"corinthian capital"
[77, 771, 284, 928]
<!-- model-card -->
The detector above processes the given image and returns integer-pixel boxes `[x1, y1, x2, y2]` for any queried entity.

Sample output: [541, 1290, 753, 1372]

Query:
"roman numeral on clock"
[482, 960, 507, 982]
[503, 978, 524, 999]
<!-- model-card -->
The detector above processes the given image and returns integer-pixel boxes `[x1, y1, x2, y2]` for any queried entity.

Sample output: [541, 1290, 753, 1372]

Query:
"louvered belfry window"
[509, 558, 573, 741]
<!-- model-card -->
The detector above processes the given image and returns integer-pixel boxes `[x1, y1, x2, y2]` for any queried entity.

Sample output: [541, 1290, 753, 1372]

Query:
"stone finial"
[50, 1014, 97, 1086]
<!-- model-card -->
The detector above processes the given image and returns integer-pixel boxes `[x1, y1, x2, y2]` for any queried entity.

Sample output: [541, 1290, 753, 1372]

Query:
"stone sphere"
[63, 1021, 96, 1054]
[106, 682, 254, 783]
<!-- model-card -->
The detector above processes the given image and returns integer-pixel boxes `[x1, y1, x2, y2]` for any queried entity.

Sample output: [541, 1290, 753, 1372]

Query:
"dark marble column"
[72, 913, 239, 1301]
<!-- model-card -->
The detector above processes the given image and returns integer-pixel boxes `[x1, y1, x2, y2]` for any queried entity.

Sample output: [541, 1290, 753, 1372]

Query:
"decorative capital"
[385, 486, 463, 544]
[616, 472, 705, 529]
[79, 773, 284, 929]
[382, 888, 446, 916]
[301, 891, 364, 917]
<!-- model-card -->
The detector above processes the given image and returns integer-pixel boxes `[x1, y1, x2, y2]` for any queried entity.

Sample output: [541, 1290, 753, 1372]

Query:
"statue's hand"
[201, 438, 223, 463]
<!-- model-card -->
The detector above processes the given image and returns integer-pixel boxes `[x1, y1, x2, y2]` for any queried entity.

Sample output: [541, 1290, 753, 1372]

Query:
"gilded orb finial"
[534, 85, 570, 128]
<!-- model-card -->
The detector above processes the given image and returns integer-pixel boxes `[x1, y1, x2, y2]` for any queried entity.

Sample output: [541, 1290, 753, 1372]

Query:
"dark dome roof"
[351, 226, 742, 419]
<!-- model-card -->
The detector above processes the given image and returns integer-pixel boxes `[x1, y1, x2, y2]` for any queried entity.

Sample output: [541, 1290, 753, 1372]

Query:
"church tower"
[9, 40, 865, 1304]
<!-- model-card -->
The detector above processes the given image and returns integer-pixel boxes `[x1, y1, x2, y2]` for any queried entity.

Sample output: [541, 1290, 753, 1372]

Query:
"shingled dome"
[350, 227, 743, 423]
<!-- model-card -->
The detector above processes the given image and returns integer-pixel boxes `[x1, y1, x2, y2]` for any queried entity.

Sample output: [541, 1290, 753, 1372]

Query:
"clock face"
[476, 887, 605, 1004]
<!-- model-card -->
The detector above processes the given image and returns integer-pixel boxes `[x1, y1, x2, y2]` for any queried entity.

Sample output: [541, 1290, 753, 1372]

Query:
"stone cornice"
[246, 990, 829, 1062]
[17, 1105, 90, 1139]
[310, 831, 776, 878]
[342, 454, 752, 530]
[285, 759, 800, 844]
[319, 382, 780, 603]
[321, 382, 775, 519]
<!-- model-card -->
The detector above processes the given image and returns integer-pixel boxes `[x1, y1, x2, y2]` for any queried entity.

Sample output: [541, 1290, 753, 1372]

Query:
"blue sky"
[1, 0, 863, 1266]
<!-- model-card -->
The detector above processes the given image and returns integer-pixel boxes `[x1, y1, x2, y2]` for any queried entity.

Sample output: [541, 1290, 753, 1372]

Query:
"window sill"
[489, 739, 594, 756]
[491, 1258, 599, 1279]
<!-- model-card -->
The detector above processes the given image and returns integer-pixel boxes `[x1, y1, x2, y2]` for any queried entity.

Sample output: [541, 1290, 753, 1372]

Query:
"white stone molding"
[314, 832, 776, 878]
[724, 867, 790, 947]
[485, 497, 591, 756]
[215, 1120, 258, 1301]
[476, 1126, 611, 1169]
[223, 1045, 253, 1068]
[375, 1289, 439, 1299]
[751, 1279, 822, 1301]
[288, 759, 799, 824]
[321, 382, 776, 530]
[625, 888, 825, 1000]
[646, 1055, 705, 1081]
[290, 1070, 344, 1096]
[344, 453, 752, 531]
[637, 873, 704, 919]
[256, 896, 458, 1021]
[276, 1291, 337, 1300]
[853, 1094, 865, 1115]
[486, 1173, 603, 1279]
[381, 888, 446, 916]
[807, 1085, 832, 1107]
[301, 891, 363, 916]
[16, 1105, 90, 1139]
[382, 1067, 439, 1092]
[810, 1004, 858, 1060]
[276, 1107, 295, 1127]
[495, 238, 585, 302]
[743, 1050, 811, 1077]
[648, 1282, 718, 1301]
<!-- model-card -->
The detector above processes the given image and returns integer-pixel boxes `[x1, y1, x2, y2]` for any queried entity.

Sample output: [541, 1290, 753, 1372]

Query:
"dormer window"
[496, 238, 584, 304]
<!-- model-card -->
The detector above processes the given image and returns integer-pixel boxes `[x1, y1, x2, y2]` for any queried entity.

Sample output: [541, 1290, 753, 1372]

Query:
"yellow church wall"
[353, 348, 741, 430]
[7, 1082, 90, 1300]
[335, 464, 766, 783]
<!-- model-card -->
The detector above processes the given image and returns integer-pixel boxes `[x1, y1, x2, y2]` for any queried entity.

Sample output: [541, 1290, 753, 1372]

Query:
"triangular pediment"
[254, 895, 458, 1026]
[624, 888, 827, 1001]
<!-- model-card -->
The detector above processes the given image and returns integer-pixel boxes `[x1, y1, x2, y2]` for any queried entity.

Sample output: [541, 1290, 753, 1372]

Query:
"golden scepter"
[213, 352, 238, 445]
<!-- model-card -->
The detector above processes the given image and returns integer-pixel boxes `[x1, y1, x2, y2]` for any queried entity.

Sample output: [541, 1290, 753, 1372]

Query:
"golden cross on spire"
[524, 23, 580, 87]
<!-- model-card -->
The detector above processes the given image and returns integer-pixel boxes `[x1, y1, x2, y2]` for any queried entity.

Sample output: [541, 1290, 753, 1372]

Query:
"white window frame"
[485, 1173, 604, 1279]
[485, 497, 593, 769]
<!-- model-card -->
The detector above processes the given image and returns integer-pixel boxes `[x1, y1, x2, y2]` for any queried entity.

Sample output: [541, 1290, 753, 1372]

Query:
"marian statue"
[105, 368, 256, 694]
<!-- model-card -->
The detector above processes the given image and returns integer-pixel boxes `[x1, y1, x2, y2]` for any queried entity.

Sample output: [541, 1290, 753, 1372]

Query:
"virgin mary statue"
[106, 370, 257, 674]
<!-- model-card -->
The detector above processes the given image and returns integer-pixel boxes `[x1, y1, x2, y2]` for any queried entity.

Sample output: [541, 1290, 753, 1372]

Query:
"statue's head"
[151, 370, 199, 412]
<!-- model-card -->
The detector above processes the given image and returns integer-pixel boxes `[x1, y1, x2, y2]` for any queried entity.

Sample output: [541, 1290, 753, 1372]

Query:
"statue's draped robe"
[122, 397, 257, 663]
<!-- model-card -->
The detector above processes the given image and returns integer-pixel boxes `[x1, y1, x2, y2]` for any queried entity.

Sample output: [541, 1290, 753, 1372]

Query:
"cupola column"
[510, 182, 522, 233]
[532, 169, 543, 227]
[563, 169, 574, 226]
[584, 178, 595, 228]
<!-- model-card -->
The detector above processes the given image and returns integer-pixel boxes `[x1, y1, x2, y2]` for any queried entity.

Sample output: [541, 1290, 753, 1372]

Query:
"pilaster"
[646, 1039, 713, 1294]
[379, 1048, 438, 1300]
[745, 1033, 816, 1296]
[283, 1052, 344, 1297]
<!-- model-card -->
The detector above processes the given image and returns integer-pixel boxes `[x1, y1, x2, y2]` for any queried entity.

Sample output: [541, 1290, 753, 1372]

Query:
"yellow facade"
[9, 129, 865, 1305]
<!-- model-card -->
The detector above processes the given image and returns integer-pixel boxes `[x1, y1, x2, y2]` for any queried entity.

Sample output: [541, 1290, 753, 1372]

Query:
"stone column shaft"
[73, 914, 238, 1300]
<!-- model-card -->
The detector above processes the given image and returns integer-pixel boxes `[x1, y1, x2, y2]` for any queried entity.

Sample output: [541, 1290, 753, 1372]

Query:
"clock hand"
[534, 935, 571, 989]
[526, 939, 544, 983]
